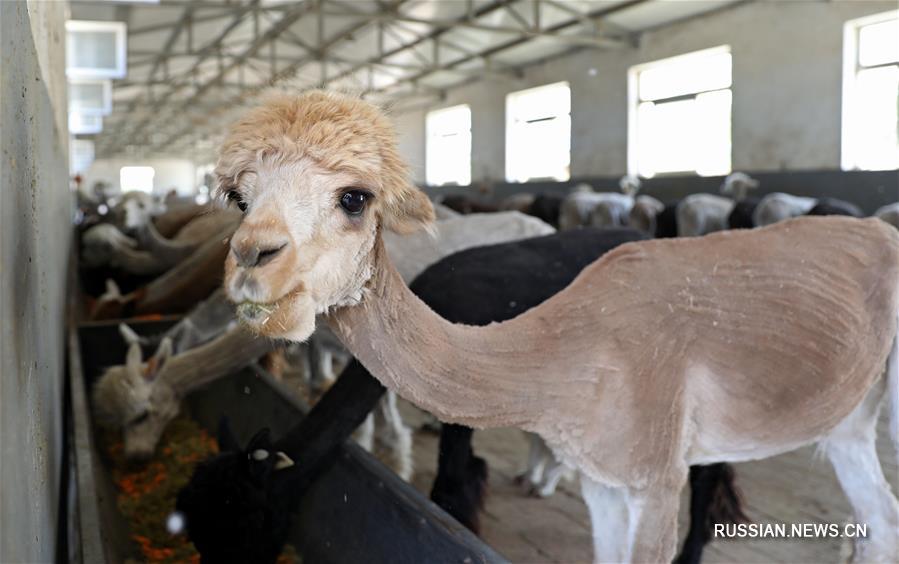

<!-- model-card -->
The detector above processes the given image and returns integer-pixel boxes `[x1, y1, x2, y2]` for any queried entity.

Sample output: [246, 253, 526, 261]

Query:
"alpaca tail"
[706, 463, 750, 532]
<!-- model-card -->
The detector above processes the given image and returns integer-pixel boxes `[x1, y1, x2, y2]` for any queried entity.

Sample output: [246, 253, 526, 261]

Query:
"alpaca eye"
[339, 190, 368, 216]
[129, 411, 150, 426]
[227, 190, 248, 212]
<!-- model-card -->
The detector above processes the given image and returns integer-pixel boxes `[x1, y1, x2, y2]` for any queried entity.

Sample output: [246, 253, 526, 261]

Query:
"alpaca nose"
[231, 240, 288, 268]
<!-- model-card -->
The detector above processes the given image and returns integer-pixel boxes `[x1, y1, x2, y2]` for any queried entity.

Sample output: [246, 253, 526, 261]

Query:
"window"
[70, 140, 95, 175]
[426, 105, 472, 186]
[628, 46, 732, 178]
[842, 11, 899, 171]
[120, 166, 155, 193]
[506, 82, 571, 182]
[66, 20, 128, 79]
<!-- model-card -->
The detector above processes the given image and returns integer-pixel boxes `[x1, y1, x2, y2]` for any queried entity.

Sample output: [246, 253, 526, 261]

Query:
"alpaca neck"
[164, 326, 275, 396]
[327, 236, 594, 430]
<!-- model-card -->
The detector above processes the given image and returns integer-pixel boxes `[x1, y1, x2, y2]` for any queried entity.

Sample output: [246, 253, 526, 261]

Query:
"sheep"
[875, 202, 899, 229]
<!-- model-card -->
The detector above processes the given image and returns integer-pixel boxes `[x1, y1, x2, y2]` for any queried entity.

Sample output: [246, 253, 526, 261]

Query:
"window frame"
[627, 45, 733, 178]
[66, 20, 128, 80]
[505, 81, 572, 183]
[425, 104, 472, 187]
[841, 10, 899, 171]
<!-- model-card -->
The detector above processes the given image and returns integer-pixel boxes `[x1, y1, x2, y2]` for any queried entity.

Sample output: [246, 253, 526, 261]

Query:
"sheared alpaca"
[559, 179, 638, 230]
[215, 91, 899, 563]
[414, 228, 747, 564]
[876, 202, 899, 229]
[806, 198, 864, 217]
[753, 192, 817, 226]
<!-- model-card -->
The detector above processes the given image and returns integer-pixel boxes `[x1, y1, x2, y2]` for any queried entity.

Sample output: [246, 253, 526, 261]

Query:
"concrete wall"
[84, 157, 198, 196]
[395, 1, 897, 184]
[0, 1, 71, 562]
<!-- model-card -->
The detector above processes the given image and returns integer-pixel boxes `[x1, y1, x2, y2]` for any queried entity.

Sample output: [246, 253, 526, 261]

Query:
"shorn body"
[214, 91, 899, 563]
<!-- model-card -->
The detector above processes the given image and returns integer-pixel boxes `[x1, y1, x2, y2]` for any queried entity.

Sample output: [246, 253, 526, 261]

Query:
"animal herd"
[77, 92, 899, 564]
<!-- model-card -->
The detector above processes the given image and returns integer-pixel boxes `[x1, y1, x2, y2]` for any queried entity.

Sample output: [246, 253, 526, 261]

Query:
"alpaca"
[112, 191, 167, 234]
[175, 421, 296, 564]
[413, 227, 746, 564]
[177, 229, 745, 563]
[675, 193, 734, 236]
[876, 202, 899, 229]
[753, 192, 817, 226]
[628, 195, 665, 236]
[134, 207, 242, 268]
[528, 193, 563, 228]
[92, 323, 275, 460]
[215, 91, 899, 563]
[678, 173, 761, 236]
[499, 192, 537, 213]
[90, 219, 236, 320]
[720, 172, 760, 229]
[806, 198, 864, 217]
[559, 179, 638, 230]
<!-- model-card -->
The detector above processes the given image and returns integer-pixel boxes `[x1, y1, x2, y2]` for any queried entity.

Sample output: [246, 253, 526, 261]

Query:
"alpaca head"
[175, 420, 295, 563]
[115, 191, 166, 234]
[719, 172, 759, 200]
[92, 332, 178, 460]
[215, 90, 435, 342]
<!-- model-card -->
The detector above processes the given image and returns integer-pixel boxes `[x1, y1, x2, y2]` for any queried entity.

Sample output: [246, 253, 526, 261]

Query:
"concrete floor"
[400, 400, 899, 564]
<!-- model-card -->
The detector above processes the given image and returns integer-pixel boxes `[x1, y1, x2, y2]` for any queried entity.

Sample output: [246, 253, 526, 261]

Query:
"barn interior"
[1, 0, 898, 563]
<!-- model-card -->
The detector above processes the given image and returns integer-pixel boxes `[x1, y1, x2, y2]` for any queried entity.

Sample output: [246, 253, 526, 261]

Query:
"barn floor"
[398, 400, 898, 564]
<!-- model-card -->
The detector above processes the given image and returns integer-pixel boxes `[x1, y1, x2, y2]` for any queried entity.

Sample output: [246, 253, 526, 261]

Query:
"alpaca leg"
[624, 485, 682, 564]
[580, 476, 629, 563]
[374, 392, 414, 481]
[353, 414, 374, 452]
[823, 378, 898, 563]
[536, 455, 568, 498]
[516, 432, 546, 490]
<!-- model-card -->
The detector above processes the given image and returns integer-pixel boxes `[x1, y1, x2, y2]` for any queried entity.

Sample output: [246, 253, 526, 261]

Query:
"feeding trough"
[68, 317, 506, 563]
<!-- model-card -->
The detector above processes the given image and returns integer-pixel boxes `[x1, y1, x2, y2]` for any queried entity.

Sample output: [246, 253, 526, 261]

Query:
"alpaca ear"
[119, 323, 141, 346]
[145, 337, 173, 381]
[125, 341, 143, 375]
[381, 183, 436, 235]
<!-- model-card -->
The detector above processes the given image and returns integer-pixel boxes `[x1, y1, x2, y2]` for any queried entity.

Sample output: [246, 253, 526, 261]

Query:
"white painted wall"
[394, 1, 897, 184]
[83, 157, 198, 195]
